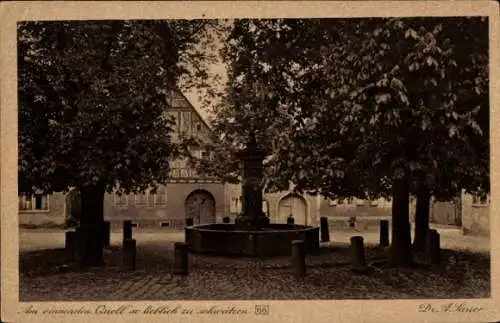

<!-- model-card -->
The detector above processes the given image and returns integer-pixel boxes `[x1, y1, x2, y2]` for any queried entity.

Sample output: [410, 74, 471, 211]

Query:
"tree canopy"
[191, 18, 488, 201]
[183, 17, 489, 266]
[18, 20, 221, 195]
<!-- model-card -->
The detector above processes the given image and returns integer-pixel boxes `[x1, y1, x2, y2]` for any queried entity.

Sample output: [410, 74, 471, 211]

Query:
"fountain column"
[235, 132, 268, 229]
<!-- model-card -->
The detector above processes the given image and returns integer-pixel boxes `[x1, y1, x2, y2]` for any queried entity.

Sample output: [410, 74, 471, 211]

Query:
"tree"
[410, 18, 489, 251]
[181, 20, 299, 190]
[18, 20, 220, 266]
[282, 17, 488, 264]
[196, 17, 489, 266]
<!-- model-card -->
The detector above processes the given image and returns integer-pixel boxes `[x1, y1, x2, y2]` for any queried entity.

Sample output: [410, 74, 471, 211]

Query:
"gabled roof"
[169, 89, 212, 132]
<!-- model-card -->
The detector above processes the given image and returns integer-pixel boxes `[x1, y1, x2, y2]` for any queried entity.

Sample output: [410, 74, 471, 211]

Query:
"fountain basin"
[185, 223, 320, 257]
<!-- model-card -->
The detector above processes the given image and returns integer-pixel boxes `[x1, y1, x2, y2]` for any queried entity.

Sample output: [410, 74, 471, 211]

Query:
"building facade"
[226, 183, 321, 226]
[103, 90, 226, 228]
[431, 192, 490, 236]
[19, 192, 67, 227]
[18, 91, 490, 235]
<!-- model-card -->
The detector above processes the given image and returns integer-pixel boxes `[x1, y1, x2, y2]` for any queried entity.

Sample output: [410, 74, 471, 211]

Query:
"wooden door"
[185, 190, 216, 224]
[278, 194, 307, 225]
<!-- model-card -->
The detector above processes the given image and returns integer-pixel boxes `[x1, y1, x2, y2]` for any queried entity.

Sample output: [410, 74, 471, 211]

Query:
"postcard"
[1, 1, 499, 322]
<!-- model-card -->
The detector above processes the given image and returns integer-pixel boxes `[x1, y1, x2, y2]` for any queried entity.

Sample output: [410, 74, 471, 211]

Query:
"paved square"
[19, 228, 490, 301]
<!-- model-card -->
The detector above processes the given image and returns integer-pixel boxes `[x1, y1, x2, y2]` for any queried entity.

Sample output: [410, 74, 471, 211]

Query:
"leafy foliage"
[183, 18, 489, 266]
[300, 17, 490, 200]
[198, 18, 489, 201]
[18, 20, 220, 195]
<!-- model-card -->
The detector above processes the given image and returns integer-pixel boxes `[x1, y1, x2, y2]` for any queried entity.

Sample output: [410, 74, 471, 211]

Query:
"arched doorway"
[278, 193, 307, 225]
[185, 190, 216, 224]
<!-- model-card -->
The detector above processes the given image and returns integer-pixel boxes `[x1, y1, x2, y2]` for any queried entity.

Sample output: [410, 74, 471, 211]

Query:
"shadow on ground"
[20, 240, 490, 301]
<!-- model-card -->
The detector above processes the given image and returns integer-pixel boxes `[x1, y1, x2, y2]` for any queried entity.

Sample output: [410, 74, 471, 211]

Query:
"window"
[155, 186, 167, 206]
[115, 187, 167, 208]
[191, 149, 202, 159]
[181, 111, 191, 133]
[167, 111, 180, 133]
[135, 193, 147, 207]
[19, 194, 49, 211]
[114, 193, 129, 207]
[230, 197, 240, 214]
[146, 193, 155, 208]
[170, 168, 180, 177]
[170, 132, 179, 143]
[180, 168, 190, 177]
[472, 194, 489, 205]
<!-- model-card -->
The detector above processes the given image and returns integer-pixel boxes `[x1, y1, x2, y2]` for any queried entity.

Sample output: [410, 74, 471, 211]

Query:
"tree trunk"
[389, 173, 413, 267]
[78, 184, 106, 267]
[413, 186, 431, 253]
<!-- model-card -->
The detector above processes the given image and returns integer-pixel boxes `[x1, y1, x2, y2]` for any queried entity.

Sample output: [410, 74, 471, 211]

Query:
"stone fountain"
[234, 132, 269, 229]
[185, 132, 319, 257]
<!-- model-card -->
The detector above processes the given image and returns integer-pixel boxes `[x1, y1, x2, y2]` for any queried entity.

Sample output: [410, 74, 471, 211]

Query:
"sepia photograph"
[1, 1, 499, 323]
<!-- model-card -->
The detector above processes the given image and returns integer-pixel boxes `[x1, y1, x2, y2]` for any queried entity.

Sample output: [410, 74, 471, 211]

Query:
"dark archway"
[278, 193, 307, 225]
[185, 189, 216, 224]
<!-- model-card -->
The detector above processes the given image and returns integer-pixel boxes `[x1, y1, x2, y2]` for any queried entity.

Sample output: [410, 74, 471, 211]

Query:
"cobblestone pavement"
[19, 228, 490, 301]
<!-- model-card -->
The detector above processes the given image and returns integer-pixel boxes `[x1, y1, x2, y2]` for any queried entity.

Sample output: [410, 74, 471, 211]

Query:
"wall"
[266, 191, 320, 226]
[19, 192, 66, 226]
[226, 184, 321, 226]
[317, 197, 414, 219]
[461, 193, 490, 236]
[30, 187, 482, 234]
[428, 193, 490, 236]
[225, 187, 429, 226]
[103, 182, 226, 228]
[430, 199, 461, 226]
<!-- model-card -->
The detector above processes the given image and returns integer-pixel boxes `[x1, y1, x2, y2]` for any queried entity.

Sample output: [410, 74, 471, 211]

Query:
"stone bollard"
[173, 242, 189, 275]
[74, 227, 85, 268]
[320, 217, 330, 242]
[379, 220, 389, 247]
[222, 216, 230, 224]
[123, 220, 133, 243]
[186, 218, 194, 227]
[102, 221, 111, 248]
[426, 229, 441, 264]
[350, 236, 366, 272]
[122, 238, 136, 270]
[260, 216, 270, 226]
[287, 216, 295, 225]
[65, 230, 77, 262]
[291, 240, 306, 278]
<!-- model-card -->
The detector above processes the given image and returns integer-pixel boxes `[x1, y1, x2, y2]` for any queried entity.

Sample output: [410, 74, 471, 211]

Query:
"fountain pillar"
[235, 132, 269, 229]
[184, 130, 320, 256]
